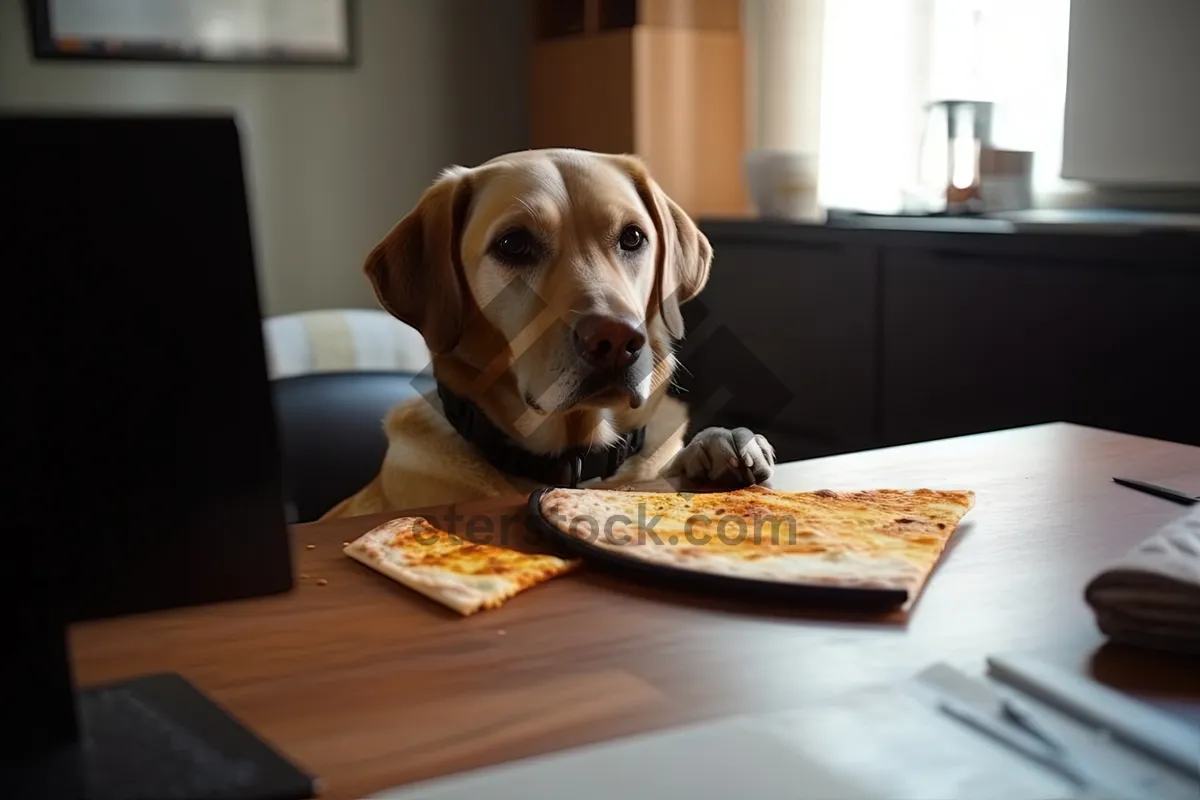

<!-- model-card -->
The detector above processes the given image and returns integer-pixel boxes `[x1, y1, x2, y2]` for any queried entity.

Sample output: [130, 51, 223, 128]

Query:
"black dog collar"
[436, 382, 646, 488]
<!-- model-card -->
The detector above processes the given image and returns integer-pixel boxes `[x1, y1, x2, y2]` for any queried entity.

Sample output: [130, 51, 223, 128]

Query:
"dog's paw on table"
[665, 427, 776, 487]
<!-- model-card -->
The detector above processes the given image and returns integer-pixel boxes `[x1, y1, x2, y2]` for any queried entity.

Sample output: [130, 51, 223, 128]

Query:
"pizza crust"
[585, 541, 923, 590]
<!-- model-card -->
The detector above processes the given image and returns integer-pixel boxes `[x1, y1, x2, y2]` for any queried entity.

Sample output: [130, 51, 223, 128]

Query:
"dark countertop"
[697, 214, 1200, 266]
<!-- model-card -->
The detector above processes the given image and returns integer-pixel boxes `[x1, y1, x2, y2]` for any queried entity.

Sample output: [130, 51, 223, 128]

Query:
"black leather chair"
[271, 371, 436, 522]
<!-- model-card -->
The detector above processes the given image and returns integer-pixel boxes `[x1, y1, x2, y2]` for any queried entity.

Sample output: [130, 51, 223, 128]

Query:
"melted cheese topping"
[540, 486, 974, 594]
[344, 517, 579, 615]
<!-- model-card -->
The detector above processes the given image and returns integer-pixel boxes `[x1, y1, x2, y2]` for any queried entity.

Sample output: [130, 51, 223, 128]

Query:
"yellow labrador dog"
[323, 149, 774, 519]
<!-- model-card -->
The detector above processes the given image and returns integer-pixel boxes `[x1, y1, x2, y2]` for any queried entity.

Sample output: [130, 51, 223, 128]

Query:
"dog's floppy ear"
[364, 168, 473, 354]
[619, 157, 713, 338]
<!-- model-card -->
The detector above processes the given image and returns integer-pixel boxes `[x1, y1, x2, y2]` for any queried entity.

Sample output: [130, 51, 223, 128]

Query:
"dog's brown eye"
[492, 228, 539, 265]
[619, 225, 646, 252]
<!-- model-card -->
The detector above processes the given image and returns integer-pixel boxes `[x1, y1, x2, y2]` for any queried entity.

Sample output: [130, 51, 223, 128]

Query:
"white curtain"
[747, 0, 1075, 214]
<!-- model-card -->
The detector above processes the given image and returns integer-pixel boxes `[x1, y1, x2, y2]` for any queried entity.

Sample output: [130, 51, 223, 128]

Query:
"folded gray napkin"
[1085, 503, 1200, 655]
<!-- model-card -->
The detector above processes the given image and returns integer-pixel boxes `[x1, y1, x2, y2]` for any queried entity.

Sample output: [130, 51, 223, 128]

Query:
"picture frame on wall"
[25, 0, 356, 66]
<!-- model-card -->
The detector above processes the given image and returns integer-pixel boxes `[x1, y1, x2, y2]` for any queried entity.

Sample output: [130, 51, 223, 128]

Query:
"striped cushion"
[263, 309, 430, 379]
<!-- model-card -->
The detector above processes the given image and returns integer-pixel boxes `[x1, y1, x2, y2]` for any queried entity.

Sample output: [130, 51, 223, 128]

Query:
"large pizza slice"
[536, 485, 975, 601]
[344, 516, 580, 615]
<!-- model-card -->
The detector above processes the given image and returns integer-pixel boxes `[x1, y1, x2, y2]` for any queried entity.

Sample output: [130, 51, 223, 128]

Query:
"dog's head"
[364, 148, 711, 418]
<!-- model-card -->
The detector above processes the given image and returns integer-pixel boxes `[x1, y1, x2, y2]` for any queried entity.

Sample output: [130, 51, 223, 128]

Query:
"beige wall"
[0, 0, 531, 315]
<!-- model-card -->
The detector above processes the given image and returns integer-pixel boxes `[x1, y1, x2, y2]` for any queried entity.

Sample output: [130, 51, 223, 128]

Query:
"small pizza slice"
[344, 516, 580, 616]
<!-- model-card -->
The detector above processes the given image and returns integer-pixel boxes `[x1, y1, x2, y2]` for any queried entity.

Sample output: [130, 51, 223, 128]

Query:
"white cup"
[743, 149, 823, 222]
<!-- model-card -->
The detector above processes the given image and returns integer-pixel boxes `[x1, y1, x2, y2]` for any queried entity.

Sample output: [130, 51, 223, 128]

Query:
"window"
[813, 0, 1073, 213]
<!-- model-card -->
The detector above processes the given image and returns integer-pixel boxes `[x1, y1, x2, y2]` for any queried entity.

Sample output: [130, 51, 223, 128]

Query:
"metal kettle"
[919, 99, 994, 215]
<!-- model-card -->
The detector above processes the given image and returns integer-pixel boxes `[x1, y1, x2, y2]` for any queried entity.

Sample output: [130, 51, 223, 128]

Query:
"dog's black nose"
[572, 314, 646, 369]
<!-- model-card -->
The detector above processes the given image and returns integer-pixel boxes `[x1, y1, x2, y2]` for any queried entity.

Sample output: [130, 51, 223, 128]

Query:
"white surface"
[371, 716, 873, 800]
[1063, 0, 1200, 186]
[369, 687, 1071, 800]
[373, 665, 1199, 800]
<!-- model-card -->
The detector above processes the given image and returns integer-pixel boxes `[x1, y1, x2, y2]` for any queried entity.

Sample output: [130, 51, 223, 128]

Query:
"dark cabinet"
[691, 220, 1200, 458]
[676, 239, 878, 462]
[881, 247, 1200, 447]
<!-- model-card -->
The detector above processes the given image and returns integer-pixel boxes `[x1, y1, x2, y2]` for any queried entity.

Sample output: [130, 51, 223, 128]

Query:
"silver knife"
[1112, 477, 1199, 506]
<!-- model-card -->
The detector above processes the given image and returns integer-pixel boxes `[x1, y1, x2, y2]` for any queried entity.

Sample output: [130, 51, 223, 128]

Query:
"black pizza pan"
[524, 487, 910, 611]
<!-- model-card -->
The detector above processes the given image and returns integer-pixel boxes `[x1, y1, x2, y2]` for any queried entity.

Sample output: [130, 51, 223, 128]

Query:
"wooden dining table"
[70, 422, 1200, 799]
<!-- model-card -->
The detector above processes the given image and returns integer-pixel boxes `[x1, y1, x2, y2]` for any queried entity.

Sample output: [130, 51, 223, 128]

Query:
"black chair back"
[272, 371, 435, 522]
